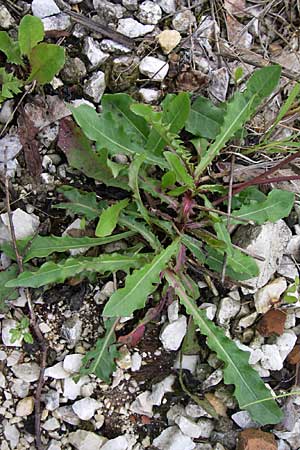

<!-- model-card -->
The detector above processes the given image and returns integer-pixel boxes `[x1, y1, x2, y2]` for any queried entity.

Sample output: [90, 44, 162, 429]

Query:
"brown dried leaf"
[18, 109, 41, 181]
[237, 429, 277, 450]
[256, 309, 286, 337]
[224, 0, 246, 16]
[287, 344, 300, 365]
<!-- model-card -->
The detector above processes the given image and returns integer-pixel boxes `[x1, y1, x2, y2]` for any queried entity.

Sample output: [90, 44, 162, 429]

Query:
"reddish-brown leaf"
[256, 309, 286, 337]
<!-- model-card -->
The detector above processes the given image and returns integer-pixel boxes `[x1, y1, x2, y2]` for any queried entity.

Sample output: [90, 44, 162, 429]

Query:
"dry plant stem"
[4, 173, 47, 450]
[213, 152, 300, 206]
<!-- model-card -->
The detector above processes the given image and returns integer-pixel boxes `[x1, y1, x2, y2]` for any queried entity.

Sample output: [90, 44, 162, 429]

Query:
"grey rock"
[61, 313, 82, 347]
[217, 296, 240, 326]
[63, 353, 84, 374]
[1, 208, 40, 241]
[0, 371, 6, 388]
[122, 0, 138, 10]
[3, 422, 19, 449]
[100, 39, 131, 54]
[160, 315, 187, 351]
[69, 430, 107, 450]
[0, 5, 15, 28]
[94, 281, 115, 305]
[199, 303, 217, 320]
[209, 68, 229, 102]
[278, 440, 291, 450]
[72, 397, 100, 420]
[131, 352, 142, 372]
[195, 418, 214, 439]
[173, 354, 199, 374]
[1, 319, 22, 347]
[12, 362, 40, 382]
[38, 123, 59, 148]
[45, 362, 69, 379]
[155, 0, 176, 13]
[0, 134, 22, 163]
[0, 100, 14, 124]
[185, 402, 211, 418]
[130, 391, 153, 417]
[231, 410, 259, 429]
[24, 95, 71, 130]
[42, 389, 60, 411]
[61, 56, 87, 83]
[175, 415, 205, 438]
[286, 235, 300, 261]
[167, 300, 179, 322]
[11, 379, 30, 398]
[277, 255, 299, 280]
[153, 426, 195, 450]
[167, 404, 186, 424]
[150, 375, 175, 405]
[260, 344, 283, 371]
[101, 436, 128, 450]
[55, 406, 80, 426]
[233, 220, 292, 292]
[202, 368, 223, 390]
[273, 420, 300, 450]
[16, 396, 35, 417]
[117, 18, 154, 38]
[42, 417, 60, 431]
[83, 37, 109, 68]
[42, 13, 71, 31]
[31, 0, 60, 18]
[84, 71, 106, 103]
[139, 56, 169, 81]
[276, 330, 297, 361]
[172, 10, 196, 33]
[254, 277, 287, 314]
[94, 0, 125, 21]
[139, 88, 161, 103]
[137, 1, 162, 24]
[64, 375, 89, 400]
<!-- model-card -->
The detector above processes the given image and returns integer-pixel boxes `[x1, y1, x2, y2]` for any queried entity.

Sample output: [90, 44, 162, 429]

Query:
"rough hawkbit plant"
[2, 64, 296, 425]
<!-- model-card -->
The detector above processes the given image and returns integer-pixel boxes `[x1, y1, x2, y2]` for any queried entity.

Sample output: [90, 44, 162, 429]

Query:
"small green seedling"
[10, 317, 33, 344]
[0, 15, 65, 102]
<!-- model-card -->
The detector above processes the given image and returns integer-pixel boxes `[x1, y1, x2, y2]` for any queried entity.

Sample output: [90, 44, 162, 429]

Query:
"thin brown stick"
[4, 169, 48, 450]
[221, 155, 235, 284]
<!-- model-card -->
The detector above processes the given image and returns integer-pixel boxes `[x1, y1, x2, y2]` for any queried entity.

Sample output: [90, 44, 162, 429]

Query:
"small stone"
[173, 354, 199, 374]
[139, 56, 169, 81]
[122, 0, 138, 10]
[231, 411, 259, 429]
[199, 303, 217, 320]
[16, 396, 34, 417]
[11, 379, 30, 398]
[137, 1, 162, 24]
[1, 319, 22, 347]
[0, 100, 14, 124]
[277, 255, 298, 280]
[42, 13, 71, 31]
[42, 417, 60, 431]
[276, 330, 297, 361]
[131, 352, 142, 372]
[209, 68, 230, 102]
[158, 30, 181, 54]
[172, 10, 196, 33]
[61, 314, 82, 347]
[139, 88, 160, 103]
[72, 398, 100, 420]
[94, 281, 115, 305]
[160, 315, 187, 351]
[61, 56, 87, 83]
[167, 300, 179, 322]
[233, 221, 292, 293]
[150, 375, 175, 405]
[286, 235, 300, 261]
[94, 0, 125, 21]
[83, 71, 106, 103]
[101, 436, 128, 450]
[48, 441, 62, 450]
[12, 363, 40, 383]
[63, 354, 84, 374]
[238, 312, 258, 330]
[1, 208, 40, 241]
[64, 376, 89, 400]
[254, 278, 287, 314]
[55, 406, 80, 426]
[68, 430, 107, 450]
[4, 423, 20, 449]
[83, 37, 109, 68]
[156, 0, 176, 13]
[153, 426, 195, 450]
[45, 362, 70, 379]
[185, 402, 211, 419]
[202, 369, 223, 390]
[237, 428, 277, 450]
[31, 0, 60, 17]
[117, 345, 132, 370]
[195, 418, 214, 439]
[217, 296, 240, 326]
[0, 5, 15, 28]
[0, 371, 6, 388]
[117, 18, 154, 38]
[130, 391, 153, 417]
[100, 39, 131, 54]
[261, 344, 283, 371]
[175, 415, 204, 438]
[43, 390, 60, 411]
[257, 309, 286, 336]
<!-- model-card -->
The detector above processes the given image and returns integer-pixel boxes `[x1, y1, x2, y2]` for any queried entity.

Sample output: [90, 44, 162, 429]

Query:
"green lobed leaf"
[119, 214, 161, 251]
[146, 93, 191, 154]
[103, 240, 180, 317]
[21, 231, 135, 262]
[56, 186, 105, 220]
[58, 118, 128, 190]
[128, 155, 151, 224]
[70, 105, 167, 169]
[80, 318, 119, 382]
[185, 96, 224, 139]
[0, 264, 19, 310]
[96, 199, 129, 237]
[6, 254, 148, 288]
[0, 31, 23, 65]
[0, 68, 23, 101]
[164, 151, 194, 188]
[195, 65, 282, 177]
[231, 189, 295, 225]
[18, 15, 44, 56]
[206, 246, 259, 281]
[165, 271, 283, 425]
[27, 43, 65, 84]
